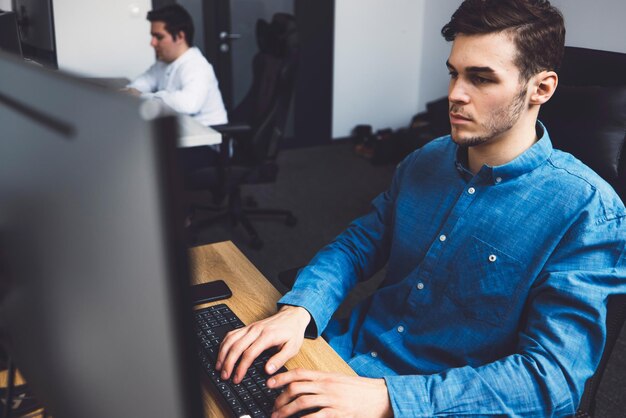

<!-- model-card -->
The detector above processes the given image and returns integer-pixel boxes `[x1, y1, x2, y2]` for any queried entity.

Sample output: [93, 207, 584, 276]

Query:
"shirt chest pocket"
[444, 236, 524, 326]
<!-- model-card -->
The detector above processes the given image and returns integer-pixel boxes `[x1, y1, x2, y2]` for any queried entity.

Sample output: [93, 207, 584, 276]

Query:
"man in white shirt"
[126, 4, 228, 127]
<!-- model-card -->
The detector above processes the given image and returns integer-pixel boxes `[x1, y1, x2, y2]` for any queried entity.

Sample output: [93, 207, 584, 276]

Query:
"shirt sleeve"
[384, 208, 626, 416]
[278, 156, 414, 336]
[127, 64, 158, 93]
[144, 60, 214, 115]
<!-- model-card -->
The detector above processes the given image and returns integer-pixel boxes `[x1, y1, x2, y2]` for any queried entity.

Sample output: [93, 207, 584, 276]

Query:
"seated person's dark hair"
[147, 4, 194, 46]
[441, 0, 565, 81]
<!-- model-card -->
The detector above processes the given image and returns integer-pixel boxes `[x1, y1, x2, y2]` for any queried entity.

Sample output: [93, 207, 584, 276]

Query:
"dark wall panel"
[292, 0, 334, 148]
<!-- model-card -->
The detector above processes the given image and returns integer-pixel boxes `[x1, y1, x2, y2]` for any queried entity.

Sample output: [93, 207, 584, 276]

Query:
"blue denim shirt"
[279, 125, 626, 417]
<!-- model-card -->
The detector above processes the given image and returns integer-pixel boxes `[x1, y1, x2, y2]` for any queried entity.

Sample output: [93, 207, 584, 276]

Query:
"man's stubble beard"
[451, 85, 528, 147]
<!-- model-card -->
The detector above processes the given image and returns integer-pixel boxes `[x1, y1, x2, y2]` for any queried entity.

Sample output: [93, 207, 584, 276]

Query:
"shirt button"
[439, 234, 447, 242]
[371, 351, 378, 358]
[488, 254, 497, 262]
[416, 282, 425, 290]
[397, 325, 405, 333]
[468, 187, 476, 194]
[495, 177, 502, 184]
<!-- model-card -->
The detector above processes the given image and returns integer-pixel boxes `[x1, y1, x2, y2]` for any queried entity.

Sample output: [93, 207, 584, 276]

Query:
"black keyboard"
[194, 304, 294, 418]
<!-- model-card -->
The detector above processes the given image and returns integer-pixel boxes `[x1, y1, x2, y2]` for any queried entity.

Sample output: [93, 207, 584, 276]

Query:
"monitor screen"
[0, 10, 23, 57]
[12, 0, 57, 68]
[0, 51, 203, 418]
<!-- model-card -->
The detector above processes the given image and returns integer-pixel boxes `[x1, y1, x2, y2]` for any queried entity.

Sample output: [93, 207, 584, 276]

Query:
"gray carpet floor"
[192, 141, 626, 417]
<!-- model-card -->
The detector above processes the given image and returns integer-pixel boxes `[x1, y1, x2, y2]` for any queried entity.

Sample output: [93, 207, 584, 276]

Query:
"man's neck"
[167, 45, 191, 64]
[467, 117, 539, 174]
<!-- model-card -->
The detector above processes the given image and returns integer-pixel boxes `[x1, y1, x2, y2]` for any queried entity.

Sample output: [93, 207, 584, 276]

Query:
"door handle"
[219, 31, 242, 41]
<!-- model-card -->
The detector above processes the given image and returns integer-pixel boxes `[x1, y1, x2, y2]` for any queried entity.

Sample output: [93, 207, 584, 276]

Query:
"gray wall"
[332, 0, 425, 138]
[551, 0, 626, 53]
[332, 0, 626, 138]
[416, 0, 459, 115]
[3, 0, 151, 78]
[56, 0, 153, 78]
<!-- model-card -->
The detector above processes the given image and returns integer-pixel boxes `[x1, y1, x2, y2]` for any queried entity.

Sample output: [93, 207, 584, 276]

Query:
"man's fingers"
[216, 328, 244, 369]
[274, 380, 320, 408]
[229, 327, 291, 382]
[231, 335, 275, 382]
[300, 408, 330, 418]
[215, 307, 308, 385]
[268, 368, 318, 389]
[270, 370, 392, 418]
[273, 393, 327, 418]
[265, 340, 300, 375]
[219, 328, 261, 379]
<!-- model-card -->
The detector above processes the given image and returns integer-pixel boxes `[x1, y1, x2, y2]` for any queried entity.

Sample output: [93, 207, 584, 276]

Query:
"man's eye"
[448, 71, 458, 79]
[472, 76, 492, 84]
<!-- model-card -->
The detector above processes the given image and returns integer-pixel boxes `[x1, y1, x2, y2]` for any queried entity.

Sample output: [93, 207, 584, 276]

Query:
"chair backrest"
[539, 47, 626, 201]
[230, 13, 298, 165]
[539, 46, 626, 417]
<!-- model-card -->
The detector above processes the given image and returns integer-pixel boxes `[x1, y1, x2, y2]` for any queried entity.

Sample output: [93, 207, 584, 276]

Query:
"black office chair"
[539, 46, 626, 418]
[187, 13, 298, 249]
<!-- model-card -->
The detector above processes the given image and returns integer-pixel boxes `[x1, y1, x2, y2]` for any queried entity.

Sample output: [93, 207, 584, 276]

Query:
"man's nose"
[448, 79, 470, 104]
[150, 37, 158, 47]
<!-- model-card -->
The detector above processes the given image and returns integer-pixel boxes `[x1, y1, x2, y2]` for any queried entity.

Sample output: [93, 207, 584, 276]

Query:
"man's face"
[150, 21, 183, 63]
[446, 32, 530, 147]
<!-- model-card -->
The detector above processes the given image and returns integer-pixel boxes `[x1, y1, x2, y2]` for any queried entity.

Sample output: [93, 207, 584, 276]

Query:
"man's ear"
[174, 30, 186, 44]
[529, 70, 558, 105]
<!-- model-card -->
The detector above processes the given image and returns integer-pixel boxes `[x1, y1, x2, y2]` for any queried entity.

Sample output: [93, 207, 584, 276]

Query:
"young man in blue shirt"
[216, 0, 626, 416]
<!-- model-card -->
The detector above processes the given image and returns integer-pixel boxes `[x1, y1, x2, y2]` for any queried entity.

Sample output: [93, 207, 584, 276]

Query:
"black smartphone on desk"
[191, 280, 232, 305]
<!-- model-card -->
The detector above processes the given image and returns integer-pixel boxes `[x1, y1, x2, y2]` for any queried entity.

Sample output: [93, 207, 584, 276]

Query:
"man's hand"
[216, 305, 311, 383]
[267, 369, 393, 418]
[120, 87, 142, 96]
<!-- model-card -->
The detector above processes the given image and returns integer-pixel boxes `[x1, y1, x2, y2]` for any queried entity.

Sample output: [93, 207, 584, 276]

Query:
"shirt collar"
[454, 121, 553, 185]
[166, 46, 198, 70]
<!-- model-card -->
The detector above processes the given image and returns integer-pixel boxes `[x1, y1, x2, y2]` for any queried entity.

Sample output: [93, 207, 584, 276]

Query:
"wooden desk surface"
[189, 241, 355, 417]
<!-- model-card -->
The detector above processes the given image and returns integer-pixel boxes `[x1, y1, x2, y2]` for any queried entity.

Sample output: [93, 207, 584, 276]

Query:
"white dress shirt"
[128, 47, 228, 126]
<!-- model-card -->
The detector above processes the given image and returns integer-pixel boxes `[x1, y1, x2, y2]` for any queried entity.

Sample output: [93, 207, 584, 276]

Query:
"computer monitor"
[12, 0, 57, 68]
[0, 51, 203, 418]
[0, 10, 23, 57]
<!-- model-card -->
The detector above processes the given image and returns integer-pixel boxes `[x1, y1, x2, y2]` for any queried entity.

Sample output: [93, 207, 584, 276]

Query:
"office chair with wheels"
[538, 46, 626, 418]
[187, 13, 298, 249]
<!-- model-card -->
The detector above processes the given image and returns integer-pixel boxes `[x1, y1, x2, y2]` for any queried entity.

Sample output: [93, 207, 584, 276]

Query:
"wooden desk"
[189, 241, 355, 417]
[80, 76, 131, 89]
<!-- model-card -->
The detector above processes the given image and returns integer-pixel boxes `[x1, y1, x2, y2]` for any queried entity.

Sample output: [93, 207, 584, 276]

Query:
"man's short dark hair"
[441, 0, 565, 81]
[147, 4, 194, 46]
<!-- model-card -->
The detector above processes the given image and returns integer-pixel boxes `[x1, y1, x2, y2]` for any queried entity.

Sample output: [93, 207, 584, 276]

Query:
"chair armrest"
[211, 123, 252, 136]
[213, 123, 254, 172]
[277, 266, 304, 292]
